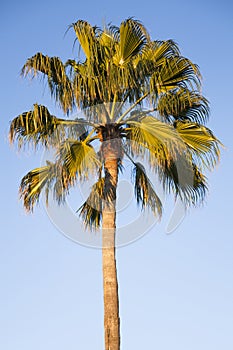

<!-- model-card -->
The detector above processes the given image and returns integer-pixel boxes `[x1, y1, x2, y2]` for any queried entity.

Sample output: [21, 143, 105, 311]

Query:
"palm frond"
[174, 121, 221, 169]
[78, 178, 104, 230]
[57, 139, 100, 182]
[125, 116, 185, 166]
[114, 18, 148, 66]
[133, 162, 162, 217]
[78, 176, 116, 230]
[19, 160, 73, 212]
[9, 104, 89, 149]
[150, 57, 201, 95]
[19, 138, 102, 212]
[157, 89, 209, 124]
[157, 157, 207, 206]
[107, 23, 120, 41]
[99, 29, 117, 54]
[71, 20, 99, 60]
[22, 54, 73, 113]
[143, 40, 180, 62]
[65, 59, 81, 73]
[20, 165, 50, 212]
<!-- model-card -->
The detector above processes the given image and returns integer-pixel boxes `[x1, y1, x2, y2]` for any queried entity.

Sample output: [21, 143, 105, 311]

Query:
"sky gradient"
[1, 0, 233, 349]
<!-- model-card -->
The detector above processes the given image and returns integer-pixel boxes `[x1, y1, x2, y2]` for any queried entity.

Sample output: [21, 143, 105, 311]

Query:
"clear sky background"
[1, 0, 233, 349]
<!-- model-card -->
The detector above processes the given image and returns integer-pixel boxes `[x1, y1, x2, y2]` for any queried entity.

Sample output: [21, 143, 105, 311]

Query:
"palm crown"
[9, 18, 221, 229]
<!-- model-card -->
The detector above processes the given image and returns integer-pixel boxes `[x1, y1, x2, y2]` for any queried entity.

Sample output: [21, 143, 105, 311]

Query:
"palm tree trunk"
[102, 136, 121, 350]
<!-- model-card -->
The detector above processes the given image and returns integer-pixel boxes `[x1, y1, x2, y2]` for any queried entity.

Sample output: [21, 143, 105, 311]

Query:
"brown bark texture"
[101, 129, 121, 350]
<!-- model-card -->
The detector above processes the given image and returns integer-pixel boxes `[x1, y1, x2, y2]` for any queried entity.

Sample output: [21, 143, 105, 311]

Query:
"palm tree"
[9, 18, 221, 350]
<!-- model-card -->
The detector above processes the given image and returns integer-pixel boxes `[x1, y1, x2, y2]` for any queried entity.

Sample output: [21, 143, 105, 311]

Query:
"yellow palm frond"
[78, 176, 116, 230]
[125, 116, 185, 166]
[9, 104, 89, 149]
[19, 162, 66, 212]
[157, 158, 208, 206]
[71, 20, 99, 60]
[143, 40, 180, 63]
[157, 89, 209, 123]
[57, 139, 101, 182]
[174, 121, 221, 169]
[22, 54, 73, 113]
[133, 162, 162, 217]
[78, 178, 104, 230]
[113, 18, 148, 66]
[150, 57, 201, 95]
[19, 138, 101, 212]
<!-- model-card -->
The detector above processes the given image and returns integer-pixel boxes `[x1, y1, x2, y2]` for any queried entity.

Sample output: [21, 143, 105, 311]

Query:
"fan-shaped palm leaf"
[113, 18, 148, 66]
[150, 57, 201, 95]
[143, 40, 180, 63]
[19, 160, 73, 212]
[157, 89, 209, 123]
[9, 104, 90, 149]
[125, 116, 185, 166]
[174, 121, 221, 169]
[57, 139, 101, 182]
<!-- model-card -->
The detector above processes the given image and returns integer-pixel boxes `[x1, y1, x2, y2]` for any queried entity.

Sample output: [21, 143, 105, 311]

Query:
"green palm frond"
[9, 104, 89, 149]
[78, 178, 104, 230]
[78, 176, 116, 230]
[157, 157, 207, 206]
[20, 160, 72, 212]
[143, 40, 180, 63]
[57, 139, 101, 182]
[150, 57, 201, 95]
[19, 137, 102, 212]
[79, 204, 102, 230]
[125, 116, 185, 166]
[157, 89, 209, 124]
[174, 121, 221, 169]
[133, 162, 162, 217]
[19, 138, 102, 212]
[22, 54, 73, 113]
[189, 165, 207, 204]
[20, 164, 50, 212]
[99, 29, 117, 53]
[22, 53, 65, 81]
[71, 20, 99, 60]
[20, 162, 56, 211]
[113, 18, 148, 66]
[72, 69, 102, 108]
[65, 59, 81, 73]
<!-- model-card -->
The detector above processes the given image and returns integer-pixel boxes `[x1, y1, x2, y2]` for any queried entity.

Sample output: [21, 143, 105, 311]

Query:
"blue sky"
[1, 0, 233, 349]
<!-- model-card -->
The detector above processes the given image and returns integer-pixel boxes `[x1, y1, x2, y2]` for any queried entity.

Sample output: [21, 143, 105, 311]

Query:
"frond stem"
[116, 92, 149, 124]
[123, 108, 157, 123]
[110, 93, 118, 121]
[84, 127, 96, 143]
[123, 147, 136, 165]
[59, 119, 97, 127]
